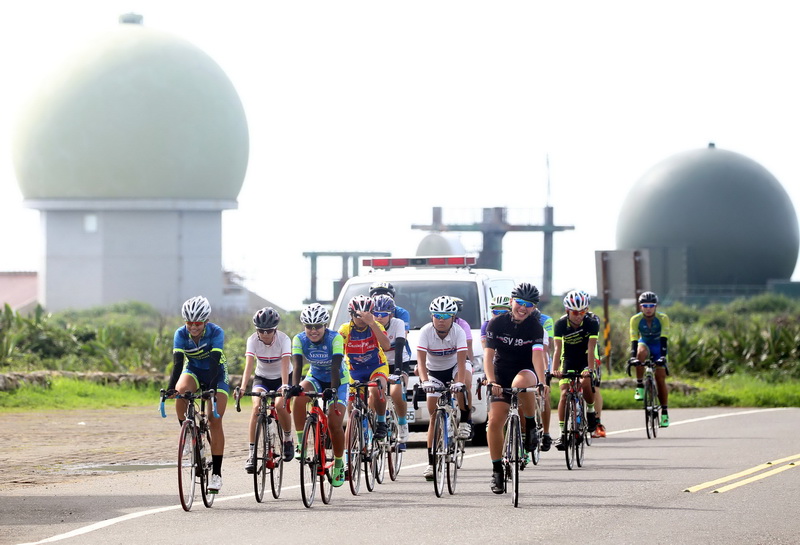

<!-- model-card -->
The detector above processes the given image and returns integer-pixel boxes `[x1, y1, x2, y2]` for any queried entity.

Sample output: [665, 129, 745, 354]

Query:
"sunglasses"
[305, 324, 325, 330]
[432, 313, 454, 320]
[185, 321, 205, 327]
[257, 328, 277, 334]
[641, 303, 656, 309]
[492, 309, 510, 315]
[568, 309, 587, 315]
[372, 311, 391, 318]
[514, 298, 534, 308]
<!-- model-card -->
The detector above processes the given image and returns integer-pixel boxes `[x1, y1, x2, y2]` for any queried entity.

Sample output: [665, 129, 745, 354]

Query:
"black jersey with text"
[485, 313, 545, 371]
[553, 312, 600, 371]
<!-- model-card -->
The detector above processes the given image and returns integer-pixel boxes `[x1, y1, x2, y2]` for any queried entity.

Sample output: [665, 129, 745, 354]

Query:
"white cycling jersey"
[244, 330, 292, 380]
[417, 322, 467, 372]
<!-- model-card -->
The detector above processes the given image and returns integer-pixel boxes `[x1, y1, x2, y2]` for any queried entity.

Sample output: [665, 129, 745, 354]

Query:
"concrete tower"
[12, 15, 249, 312]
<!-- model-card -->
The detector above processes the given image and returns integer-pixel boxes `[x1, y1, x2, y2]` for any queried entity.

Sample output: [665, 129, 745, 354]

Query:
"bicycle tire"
[270, 417, 284, 499]
[300, 416, 318, 508]
[432, 409, 447, 497]
[200, 428, 215, 508]
[375, 418, 387, 485]
[646, 378, 658, 439]
[319, 428, 334, 504]
[364, 413, 378, 492]
[509, 414, 521, 507]
[387, 411, 402, 480]
[446, 413, 458, 495]
[583, 401, 593, 447]
[253, 415, 267, 502]
[346, 408, 363, 495]
[531, 403, 542, 466]
[575, 399, 585, 467]
[564, 395, 575, 470]
[177, 421, 196, 511]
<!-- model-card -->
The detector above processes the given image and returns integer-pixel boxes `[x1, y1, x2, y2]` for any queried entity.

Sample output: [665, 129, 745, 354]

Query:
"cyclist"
[481, 295, 512, 349]
[417, 296, 472, 480]
[552, 290, 599, 451]
[629, 291, 671, 427]
[591, 344, 607, 438]
[450, 296, 476, 437]
[338, 295, 391, 439]
[532, 304, 556, 451]
[484, 282, 546, 494]
[369, 281, 410, 332]
[237, 307, 294, 473]
[371, 294, 411, 446]
[288, 303, 350, 487]
[167, 295, 229, 494]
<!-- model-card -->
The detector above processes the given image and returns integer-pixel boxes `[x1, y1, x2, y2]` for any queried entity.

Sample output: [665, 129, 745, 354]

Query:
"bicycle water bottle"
[576, 400, 582, 425]
[199, 439, 206, 461]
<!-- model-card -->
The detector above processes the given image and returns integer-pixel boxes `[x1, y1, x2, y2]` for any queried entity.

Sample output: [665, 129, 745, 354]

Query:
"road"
[2, 407, 799, 545]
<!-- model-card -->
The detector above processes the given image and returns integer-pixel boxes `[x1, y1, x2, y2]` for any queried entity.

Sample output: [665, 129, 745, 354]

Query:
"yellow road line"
[683, 453, 800, 493]
[712, 463, 797, 493]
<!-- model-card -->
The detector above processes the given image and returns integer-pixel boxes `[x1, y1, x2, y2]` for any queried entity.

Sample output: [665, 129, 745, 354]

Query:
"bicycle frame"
[414, 382, 464, 497]
[347, 381, 381, 495]
[628, 358, 662, 438]
[559, 373, 589, 470]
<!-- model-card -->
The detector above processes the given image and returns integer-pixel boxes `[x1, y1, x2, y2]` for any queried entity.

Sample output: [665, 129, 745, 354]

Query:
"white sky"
[2, 1, 799, 310]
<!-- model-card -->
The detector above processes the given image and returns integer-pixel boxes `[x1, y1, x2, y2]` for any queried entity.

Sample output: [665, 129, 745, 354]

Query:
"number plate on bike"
[406, 410, 415, 423]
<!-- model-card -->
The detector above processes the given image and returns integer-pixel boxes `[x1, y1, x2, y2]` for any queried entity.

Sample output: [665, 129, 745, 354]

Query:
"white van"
[329, 256, 516, 445]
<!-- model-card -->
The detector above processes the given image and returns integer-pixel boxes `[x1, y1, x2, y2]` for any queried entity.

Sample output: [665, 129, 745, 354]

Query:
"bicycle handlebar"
[159, 388, 220, 419]
[233, 387, 292, 414]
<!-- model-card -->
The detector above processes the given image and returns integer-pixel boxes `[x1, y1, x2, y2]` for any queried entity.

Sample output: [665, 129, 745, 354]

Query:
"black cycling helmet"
[253, 307, 280, 329]
[638, 291, 659, 305]
[369, 281, 396, 298]
[511, 282, 540, 304]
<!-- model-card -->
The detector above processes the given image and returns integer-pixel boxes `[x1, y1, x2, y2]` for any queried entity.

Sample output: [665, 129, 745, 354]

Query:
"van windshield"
[332, 280, 481, 331]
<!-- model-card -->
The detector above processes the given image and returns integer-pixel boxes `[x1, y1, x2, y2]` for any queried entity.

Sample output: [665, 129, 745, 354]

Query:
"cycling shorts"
[302, 376, 348, 407]
[350, 361, 389, 384]
[639, 339, 663, 360]
[253, 375, 283, 392]
[424, 362, 472, 398]
[491, 364, 538, 404]
[183, 361, 231, 396]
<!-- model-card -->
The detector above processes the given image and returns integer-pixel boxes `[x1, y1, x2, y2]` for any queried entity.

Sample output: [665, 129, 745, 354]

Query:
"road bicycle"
[346, 380, 380, 495]
[481, 383, 533, 507]
[627, 357, 668, 439]
[159, 388, 218, 511]
[414, 382, 466, 497]
[288, 390, 336, 508]
[558, 372, 592, 470]
[234, 388, 287, 502]
[528, 384, 545, 466]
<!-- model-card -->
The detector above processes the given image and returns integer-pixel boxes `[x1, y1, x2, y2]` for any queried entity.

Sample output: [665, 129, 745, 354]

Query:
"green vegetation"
[1, 293, 798, 411]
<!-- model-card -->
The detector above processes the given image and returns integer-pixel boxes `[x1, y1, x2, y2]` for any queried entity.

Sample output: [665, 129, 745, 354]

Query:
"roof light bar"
[362, 256, 477, 269]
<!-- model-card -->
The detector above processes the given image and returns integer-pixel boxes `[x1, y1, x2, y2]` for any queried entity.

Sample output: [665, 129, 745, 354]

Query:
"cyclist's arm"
[660, 337, 668, 360]
[483, 347, 496, 384]
[416, 349, 429, 382]
[552, 337, 563, 376]
[167, 351, 184, 390]
[240, 354, 256, 392]
[394, 337, 407, 373]
[330, 354, 344, 390]
[291, 354, 304, 386]
[532, 347, 545, 384]
[206, 350, 223, 390]
[456, 349, 468, 385]
[587, 337, 597, 371]
[280, 354, 291, 387]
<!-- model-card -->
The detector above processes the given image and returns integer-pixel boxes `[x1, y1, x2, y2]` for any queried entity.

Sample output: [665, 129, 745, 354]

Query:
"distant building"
[11, 15, 249, 314]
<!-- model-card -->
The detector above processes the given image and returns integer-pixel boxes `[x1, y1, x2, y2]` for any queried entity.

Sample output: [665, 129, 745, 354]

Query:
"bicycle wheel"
[319, 428, 334, 504]
[364, 413, 378, 492]
[446, 414, 459, 495]
[564, 396, 575, 470]
[432, 409, 447, 497]
[269, 417, 284, 499]
[575, 400, 585, 467]
[346, 409, 363, 495]
[387, 412, 403, 481]
[583, 403, 593, 447]
[177, 421, 196, 511]
[509, 414, 521, 507]
[200, 428, 215, 508]
[253, 415, 268, 502]
[531, 408, 542, 466]
[645, 379, 658, 439]
[375, 418, 387, 485]
[300, 417, 318, 508]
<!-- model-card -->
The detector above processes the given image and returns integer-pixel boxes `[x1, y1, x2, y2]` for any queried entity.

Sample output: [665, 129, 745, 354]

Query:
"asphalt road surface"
[2, 407, 799, 545]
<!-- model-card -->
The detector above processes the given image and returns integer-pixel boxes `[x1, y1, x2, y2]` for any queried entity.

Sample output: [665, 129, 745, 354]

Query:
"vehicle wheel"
[510, 414, 521, 507]
[253, 416, 267, 502]
[432, 410, 447, 497]
[270, 418, 284, 499]
[346, 410, 363, 496]
[319, 430, 334, 504]
[200, 428, 215, 508]
[177, 422, 196, 512]
[300, 417, 318, 508]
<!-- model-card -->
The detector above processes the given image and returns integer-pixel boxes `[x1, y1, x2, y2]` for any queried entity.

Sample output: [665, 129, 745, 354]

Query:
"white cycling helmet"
[563, 290, 591, 311]
[300, 303, 330, 325]
[429, 295, 458, 314]
[181, 296, 211, 322]
[490, 295, 512, 310]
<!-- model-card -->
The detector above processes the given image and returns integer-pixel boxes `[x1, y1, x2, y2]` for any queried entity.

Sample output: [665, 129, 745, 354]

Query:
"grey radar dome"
[416, 233, 466, 256]
[616, 144, 799, 286]
[12, 20, 248, 201]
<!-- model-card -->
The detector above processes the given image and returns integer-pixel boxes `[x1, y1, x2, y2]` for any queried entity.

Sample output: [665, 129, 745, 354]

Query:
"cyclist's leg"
[173, 372, 198, 423]
[369, 367, 389, 432]
[634, 343, 649, 398]
[328, 382, 349, 457]
[292, 378, 317, 445]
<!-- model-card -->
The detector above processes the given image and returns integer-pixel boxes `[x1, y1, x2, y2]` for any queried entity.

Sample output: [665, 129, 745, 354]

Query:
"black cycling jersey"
[553, 312, 600, 373]
[485, 313, 545, 386]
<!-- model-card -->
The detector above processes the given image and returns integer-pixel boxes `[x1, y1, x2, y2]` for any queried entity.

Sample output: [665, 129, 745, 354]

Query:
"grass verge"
[0, 377, 162, 411]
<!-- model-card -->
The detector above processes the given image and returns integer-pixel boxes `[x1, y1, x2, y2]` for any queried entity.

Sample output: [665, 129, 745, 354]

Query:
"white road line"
[17, 408, 790, 545]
